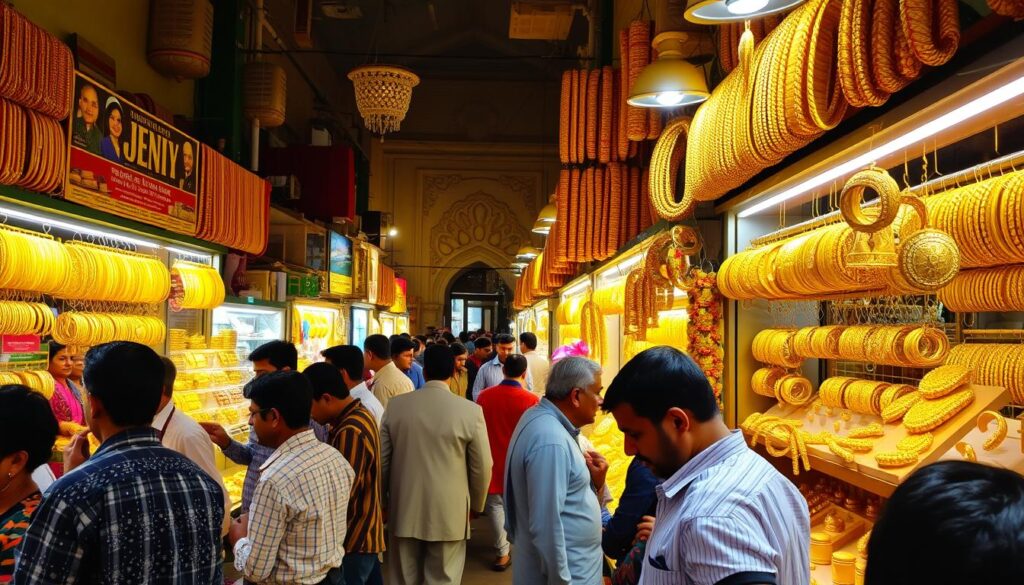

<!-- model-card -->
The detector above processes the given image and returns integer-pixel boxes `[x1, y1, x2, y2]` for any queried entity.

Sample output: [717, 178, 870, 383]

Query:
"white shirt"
[472, 355, 534, 401]
[369, 361, 414, 409]
[350, 381, 384, 425]
[152, 400, 232, 535]
[523, 350, 550, 397]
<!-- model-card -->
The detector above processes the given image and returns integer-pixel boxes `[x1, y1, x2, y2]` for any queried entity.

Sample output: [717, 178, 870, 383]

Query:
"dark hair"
[390, 336, 416, 357]
[866, 461, 1024, 585]
[412, 338, 424, 351]
[451, 343, 468, 357]
[423, 345, 455, 381]
[494, 333, 516, 346]
[602, 346, 718, 423]
[48, 341, 67, 361]
[474, 337, 492, 350]
[321, 345, 364, 382]
[503, 354, 529, 379]
[458, 332, 470, 343]
[248, 340, 298, 371]
[85, 341, 165, 427]
[105, 101, 123, 132]
[415, 335, 428, 344]
[364, 334, 391, 360]
[519, 332, 538, 350]
[442, 332, 456, 344]
[0, 385, 59, 469]
[303, 362, 350, 400]
[246, 371, 312, 429]
[399, 333, 411, 339]
[160, 356, 177, 398]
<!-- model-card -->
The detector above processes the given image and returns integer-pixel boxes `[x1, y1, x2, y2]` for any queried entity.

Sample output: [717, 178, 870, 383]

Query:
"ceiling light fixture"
[387, 227, 399, 237]
[348, 65, 420, 138]
[738, 72, 1024, 218]
[684, 0, 804, 24]
[628, 32, 710, 108]
[515, 246, 541, 261]
[532, 219, 551, 235]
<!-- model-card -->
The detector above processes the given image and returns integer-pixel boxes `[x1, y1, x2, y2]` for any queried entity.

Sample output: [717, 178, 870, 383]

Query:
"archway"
[444, 262, 512, 336]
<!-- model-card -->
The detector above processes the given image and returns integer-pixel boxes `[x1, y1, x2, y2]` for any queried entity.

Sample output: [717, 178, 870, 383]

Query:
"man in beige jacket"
[380, 345, 493, 585]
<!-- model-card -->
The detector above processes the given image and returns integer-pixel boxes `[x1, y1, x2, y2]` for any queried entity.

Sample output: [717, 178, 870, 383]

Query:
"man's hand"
[199, 422, 231, 448]
[584, 449, 609, 493]
[63, 431, 91, 474]
[227, 513, 249, 546]
[635, 515, 656, 543]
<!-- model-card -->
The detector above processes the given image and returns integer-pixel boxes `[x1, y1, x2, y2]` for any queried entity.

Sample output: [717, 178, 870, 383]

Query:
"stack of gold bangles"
[766, 325, 948, 367]
[171, 261, 226, 310]
[752, 329, 804, 368]
[752, 367, 815, 406]
[0, 370, 56, 399]
[56, 242, 170, 304]
[947, 344, 1024, 404]
[937, 264, 1024, 312]
[819, 376, 916, 416]
[0, 225, 71, 295]
[53, 312, 166, 346]
[0, 301, 56, 335]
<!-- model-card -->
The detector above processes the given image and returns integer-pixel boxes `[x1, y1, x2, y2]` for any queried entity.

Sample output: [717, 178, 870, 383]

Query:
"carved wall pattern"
[429, 191, 529, 272]
[422, 173, 541, 217]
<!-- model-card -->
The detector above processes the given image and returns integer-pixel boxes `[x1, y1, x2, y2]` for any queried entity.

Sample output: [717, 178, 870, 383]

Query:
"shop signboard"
[328, 231, 353, 295]
[389, 277, 408, 313]
[65, 72, 200, 235]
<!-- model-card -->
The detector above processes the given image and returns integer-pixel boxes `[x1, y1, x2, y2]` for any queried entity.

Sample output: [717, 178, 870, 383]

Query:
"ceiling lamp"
[532, 200, 556, 234]
[516, 246, 541, 262]
[347, 65, 420, 137]
[532, 218, 551, 235]
[628, 32, 710, 108]
[684, 0, 804, 24]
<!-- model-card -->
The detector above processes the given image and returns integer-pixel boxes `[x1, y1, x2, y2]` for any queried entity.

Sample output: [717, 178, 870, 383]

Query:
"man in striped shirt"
[228, 371, 354, 585]
[603, 347, 810, 585]
[305, 355, 385, 585]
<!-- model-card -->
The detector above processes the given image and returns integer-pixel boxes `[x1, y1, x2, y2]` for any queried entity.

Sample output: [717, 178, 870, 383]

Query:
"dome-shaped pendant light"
[628, 31, 710, 108]
[684, 0, 804, 24]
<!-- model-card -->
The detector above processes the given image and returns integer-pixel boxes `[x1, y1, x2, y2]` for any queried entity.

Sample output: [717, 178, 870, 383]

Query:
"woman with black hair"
[99, 97, 124, 164]
[46, 341, 86, 437]
[0, 385, 59, 582]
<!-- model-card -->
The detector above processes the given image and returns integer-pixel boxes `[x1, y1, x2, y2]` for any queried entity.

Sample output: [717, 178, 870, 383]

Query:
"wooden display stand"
[745, 385, 1011, 497]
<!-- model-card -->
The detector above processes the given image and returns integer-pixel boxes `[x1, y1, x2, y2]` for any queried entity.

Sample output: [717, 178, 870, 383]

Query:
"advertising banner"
[328, 231, 353, 295]
[65, 72, 200, 234]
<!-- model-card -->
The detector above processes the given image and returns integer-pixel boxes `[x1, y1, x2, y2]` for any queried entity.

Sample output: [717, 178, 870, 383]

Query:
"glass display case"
[212, 299, 287, 356]
[292, 301, 345, 371]
[351, 306, 372, 349]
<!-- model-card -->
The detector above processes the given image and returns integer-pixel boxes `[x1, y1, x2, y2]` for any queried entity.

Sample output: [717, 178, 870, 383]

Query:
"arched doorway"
[445, 262, 512, 336]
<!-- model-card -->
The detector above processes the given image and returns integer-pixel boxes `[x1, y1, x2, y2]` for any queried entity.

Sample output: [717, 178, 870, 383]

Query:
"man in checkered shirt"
[228, 371, 355, 585]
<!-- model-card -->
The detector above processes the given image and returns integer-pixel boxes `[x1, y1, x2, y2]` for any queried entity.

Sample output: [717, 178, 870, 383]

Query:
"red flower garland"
[687, 270, 724, 409]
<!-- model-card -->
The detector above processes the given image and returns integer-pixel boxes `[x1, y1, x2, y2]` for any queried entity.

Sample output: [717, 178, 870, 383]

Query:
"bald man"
[72, 84, 103, 155]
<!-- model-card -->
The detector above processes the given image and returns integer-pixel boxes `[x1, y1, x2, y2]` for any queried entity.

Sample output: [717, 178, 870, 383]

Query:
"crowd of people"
[1, 332, 1023, 585]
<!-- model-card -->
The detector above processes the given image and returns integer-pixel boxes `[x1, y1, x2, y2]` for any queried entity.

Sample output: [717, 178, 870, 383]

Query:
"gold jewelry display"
[810, 532, 833, 565]
[955, 441, 977, 461]
[947, 344, 1024, 405]
[819, 376, 914, 416]
[896, 432, 934, 456]
[53, 312, 166, 346]
[0, 370, 55, 400]
[0, 301, 55, 335]
[832, 551, 856, 585]
[171, 261, 226, 310]
[874, 449, 919, 468]
[752, 329, 804, 368]
[938, 264, 1024, 312]
[839, 167, 901, 233]
[649, 117, 695, 221]
[901, 387, 975, 434]
[976, 410, 1008, 451]
[918, 364, 972, 399]
[880, 391, 923, 423]
[824, 512, 846, 533]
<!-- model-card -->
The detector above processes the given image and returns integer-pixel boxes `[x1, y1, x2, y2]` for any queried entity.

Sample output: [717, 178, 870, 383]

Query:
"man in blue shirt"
[603, 347, 810, 585]
[472, 334, 533, 400]
[504, 356, 608, 585]
[15, 341, 224, 584]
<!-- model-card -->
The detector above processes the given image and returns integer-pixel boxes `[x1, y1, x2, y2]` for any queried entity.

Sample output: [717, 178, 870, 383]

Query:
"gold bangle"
[840, 167, 901, 233]
[976, 410, 1008, 451]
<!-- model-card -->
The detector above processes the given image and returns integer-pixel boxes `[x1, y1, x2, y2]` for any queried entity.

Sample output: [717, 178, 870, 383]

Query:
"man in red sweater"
[475, 354, 539, 572]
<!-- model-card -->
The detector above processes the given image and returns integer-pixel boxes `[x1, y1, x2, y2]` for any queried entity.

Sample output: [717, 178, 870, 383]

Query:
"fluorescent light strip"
[561, 279, 592, 298]
[738, 73, 1024, 218]
[165, 245, 213, 261]
[0, 204, 160, 248]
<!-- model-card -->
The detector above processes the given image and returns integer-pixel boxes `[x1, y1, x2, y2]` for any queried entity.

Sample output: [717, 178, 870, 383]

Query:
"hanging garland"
[687, 269, 725, 409]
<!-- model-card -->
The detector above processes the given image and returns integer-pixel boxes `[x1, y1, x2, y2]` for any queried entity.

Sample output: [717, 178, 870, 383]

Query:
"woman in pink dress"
[46, 342, 85, 477]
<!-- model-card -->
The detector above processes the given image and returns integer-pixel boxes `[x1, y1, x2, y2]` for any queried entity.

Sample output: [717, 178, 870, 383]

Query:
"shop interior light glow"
[738, 73, 1024, 218]
[561, 278, 592, 298]
[0, 203, 214, 259]
[726, 0, 770, 15]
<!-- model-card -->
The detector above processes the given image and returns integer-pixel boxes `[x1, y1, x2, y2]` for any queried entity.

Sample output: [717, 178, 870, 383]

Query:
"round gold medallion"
[897, 229, 960, 291]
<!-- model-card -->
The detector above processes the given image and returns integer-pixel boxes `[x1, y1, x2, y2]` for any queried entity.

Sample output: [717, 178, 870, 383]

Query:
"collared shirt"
[368, 361, 414, 409]
[405, 361, 426, 390]
[328, 400, 385, 554]
[523, 350, 550, 397]
[350, 381, 384, 425]
[639, 431, 810, 585]
[471, 355, 534, 400]
[152, 400, 232, 536]
[14, 428, 224, 585]
[477, 380, 539, 495]
[504, 399, 603, 585]
[234, 429, 354, 585]
[222, 419, 328, 512]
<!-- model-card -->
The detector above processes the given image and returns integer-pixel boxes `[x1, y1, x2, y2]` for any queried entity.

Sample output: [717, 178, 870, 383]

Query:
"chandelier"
[347, 65, 420, 138]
